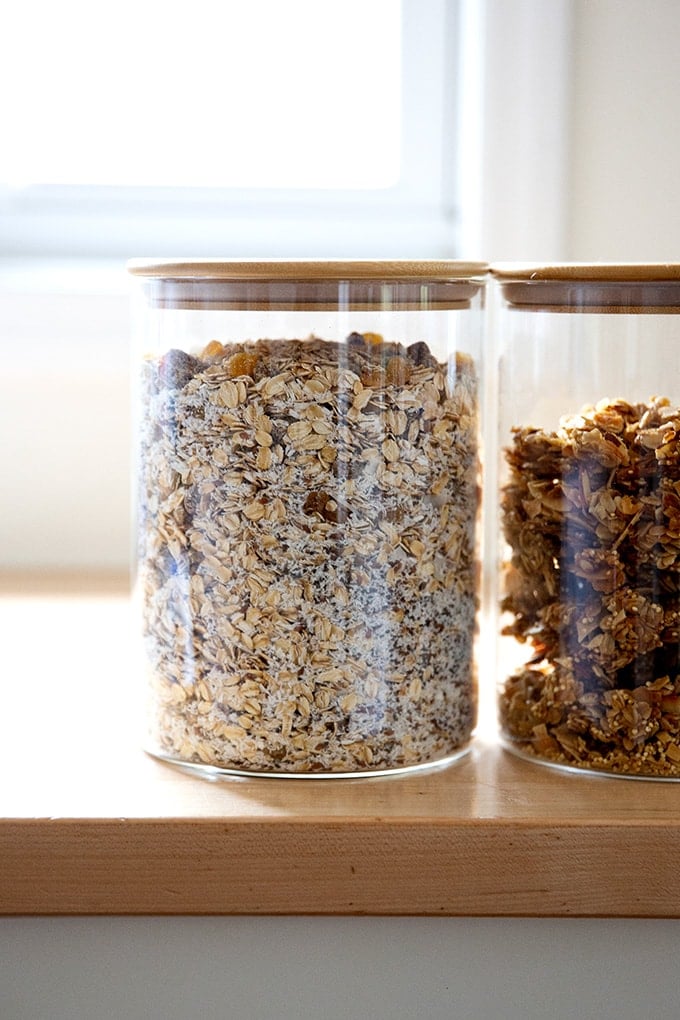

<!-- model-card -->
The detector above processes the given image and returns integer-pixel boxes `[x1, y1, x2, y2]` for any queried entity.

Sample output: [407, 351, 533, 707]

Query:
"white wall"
[0, 268, 130, 570]
[567, 0, 680, 259]
[468, 0, 572, 260]
[1, 916, 679, 1020]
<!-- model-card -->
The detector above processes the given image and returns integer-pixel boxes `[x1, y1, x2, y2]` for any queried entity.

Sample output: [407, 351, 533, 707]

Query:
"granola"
[138, 333, 479, 774]
[500, 396, 680, 776]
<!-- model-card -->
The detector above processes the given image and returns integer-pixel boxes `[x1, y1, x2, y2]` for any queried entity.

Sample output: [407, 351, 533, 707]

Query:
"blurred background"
[2, 0, 679, 572]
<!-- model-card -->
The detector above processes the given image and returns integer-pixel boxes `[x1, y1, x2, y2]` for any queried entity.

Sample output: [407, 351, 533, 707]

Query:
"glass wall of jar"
[128, 260, 486, 777]
[491, 263, 680, 779]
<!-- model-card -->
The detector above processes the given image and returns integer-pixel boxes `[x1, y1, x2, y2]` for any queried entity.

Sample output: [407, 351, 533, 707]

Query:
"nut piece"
[385, 356, 411, 386]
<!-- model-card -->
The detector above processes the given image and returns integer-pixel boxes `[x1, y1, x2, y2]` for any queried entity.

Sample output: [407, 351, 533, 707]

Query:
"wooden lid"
[128, 258, 488, 280]
[127, 259, 488, 311]
[490, 262, 680, 312]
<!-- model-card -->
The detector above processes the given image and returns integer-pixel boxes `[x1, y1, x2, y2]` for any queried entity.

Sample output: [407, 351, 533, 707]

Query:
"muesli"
[500, 396, 680, 776]
[138, 332, 479, 774]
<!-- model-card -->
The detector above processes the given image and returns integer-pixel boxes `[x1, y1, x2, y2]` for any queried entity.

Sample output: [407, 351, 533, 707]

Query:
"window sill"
[2, 573, 679, 918]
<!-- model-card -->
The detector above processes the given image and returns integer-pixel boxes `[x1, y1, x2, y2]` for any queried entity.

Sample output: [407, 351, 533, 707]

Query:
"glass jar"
[492, 263, 680, 779]
[128, 259, 486, 777]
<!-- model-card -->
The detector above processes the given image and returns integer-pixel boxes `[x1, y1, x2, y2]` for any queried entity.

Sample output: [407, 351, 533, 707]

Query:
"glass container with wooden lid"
[128, 259, 486, 777]
[491, 263, 680, 779]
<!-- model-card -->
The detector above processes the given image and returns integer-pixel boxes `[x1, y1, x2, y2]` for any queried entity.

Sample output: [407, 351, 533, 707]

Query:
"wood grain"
[3, 819, 680, 917]
[2, 577, 680, 916]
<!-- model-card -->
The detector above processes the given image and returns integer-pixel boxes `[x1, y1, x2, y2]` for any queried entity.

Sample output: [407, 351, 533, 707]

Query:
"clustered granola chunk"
[500, 396, 680, 776]
[138, 333, 479, 774]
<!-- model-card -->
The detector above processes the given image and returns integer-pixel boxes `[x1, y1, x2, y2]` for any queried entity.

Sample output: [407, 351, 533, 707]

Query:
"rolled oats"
[138, 333, 479, 774]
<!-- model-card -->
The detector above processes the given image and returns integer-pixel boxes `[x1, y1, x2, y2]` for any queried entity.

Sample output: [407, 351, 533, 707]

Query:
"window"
[0, 0, 460, 258]
[0, 0, 575, 570]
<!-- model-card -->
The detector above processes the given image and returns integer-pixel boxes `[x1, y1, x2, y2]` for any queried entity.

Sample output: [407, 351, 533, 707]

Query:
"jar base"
[145, 743, 472, 781]
[500, 736, 680, 782]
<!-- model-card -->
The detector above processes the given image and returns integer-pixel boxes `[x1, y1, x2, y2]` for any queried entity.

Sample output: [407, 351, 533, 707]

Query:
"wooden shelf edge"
[0, 569, 130, 597]
[3, 586, 680, 919]
[2, 818, 680, 917]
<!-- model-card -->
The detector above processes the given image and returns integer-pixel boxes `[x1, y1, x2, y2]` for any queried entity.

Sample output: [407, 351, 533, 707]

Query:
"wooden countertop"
[2, 573, 680, 917]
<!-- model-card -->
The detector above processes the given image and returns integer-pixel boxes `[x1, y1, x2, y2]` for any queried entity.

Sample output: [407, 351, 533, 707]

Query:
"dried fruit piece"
[407, 340, 435, 366]
[302, 489, 350, 523]
[227, 351, 260, 378]
[202, 340, 225, 359]
[303, 490, 329, 516]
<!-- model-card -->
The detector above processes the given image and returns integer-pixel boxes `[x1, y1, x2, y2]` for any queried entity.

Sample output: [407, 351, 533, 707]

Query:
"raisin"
[407, 340, 434, 366]
[227, 351, 260, 378]
[303, 491, 329, 516]
[202, 340, 225, 359]
[303, 490, 350, 524]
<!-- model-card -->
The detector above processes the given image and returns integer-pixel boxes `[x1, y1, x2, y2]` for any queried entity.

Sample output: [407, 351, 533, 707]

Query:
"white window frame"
[0, 0, 462, 260]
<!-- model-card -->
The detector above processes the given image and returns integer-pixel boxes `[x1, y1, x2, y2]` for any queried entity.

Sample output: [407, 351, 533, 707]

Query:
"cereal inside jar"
[129, 260, 485, 777]
[492, 262, 680, 779]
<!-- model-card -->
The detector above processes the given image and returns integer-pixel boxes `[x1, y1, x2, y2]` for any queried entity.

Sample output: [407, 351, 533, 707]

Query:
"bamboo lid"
[127, 259, 488, 310]
[128, 258, 488, 280]
[491, 262, 680, 312]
